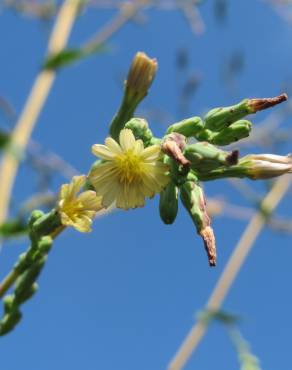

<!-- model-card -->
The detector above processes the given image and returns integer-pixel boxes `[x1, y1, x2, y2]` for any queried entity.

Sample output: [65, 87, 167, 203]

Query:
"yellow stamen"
[115, 150, 144, 183]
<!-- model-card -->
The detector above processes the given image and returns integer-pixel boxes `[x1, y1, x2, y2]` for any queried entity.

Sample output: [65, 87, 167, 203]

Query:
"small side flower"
[57, 175, 103, 232]
[89, 129, 170, 210]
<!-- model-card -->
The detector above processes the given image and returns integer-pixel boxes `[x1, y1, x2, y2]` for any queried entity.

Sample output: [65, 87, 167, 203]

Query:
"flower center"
[62, 199, 83, 219]
[115, 150, 144, 184]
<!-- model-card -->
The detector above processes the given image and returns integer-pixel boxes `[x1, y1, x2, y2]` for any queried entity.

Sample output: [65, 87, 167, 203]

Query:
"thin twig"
[168, 175, 291, 370]
[0, 0, 150, 227]
[207, 197, 292, 233]
[83, 0, 153, 54]
[0, 0, 81, 226]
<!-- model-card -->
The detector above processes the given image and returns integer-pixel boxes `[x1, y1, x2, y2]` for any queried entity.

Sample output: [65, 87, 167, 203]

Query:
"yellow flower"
[57, 175, 103, 232]
[89, 129, 170, 209]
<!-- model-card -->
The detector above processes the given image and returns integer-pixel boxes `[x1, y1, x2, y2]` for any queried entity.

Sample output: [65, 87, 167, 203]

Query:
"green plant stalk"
[109, 95, 140, 141]
[196, 165, 248, 181]
[0, 220, 65, 299]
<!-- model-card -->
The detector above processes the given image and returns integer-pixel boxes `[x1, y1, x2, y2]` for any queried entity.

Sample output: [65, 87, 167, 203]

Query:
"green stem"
[197, 166, 247, 181]
[50, 225, 66, 239]
[109, 95, 139, 141]
[0, 224, 66, 299]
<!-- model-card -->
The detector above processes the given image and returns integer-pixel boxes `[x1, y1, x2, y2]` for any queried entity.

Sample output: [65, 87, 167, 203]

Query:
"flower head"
[89, 129, 169, 209]
[57, 175, 103, 232]
[240, 153, 292, 179]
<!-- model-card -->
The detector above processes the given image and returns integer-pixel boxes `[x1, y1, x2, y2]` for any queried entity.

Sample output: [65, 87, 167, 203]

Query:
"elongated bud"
[14, 256, 46, 302]
[184, 142, 239, 172]
[32, 210, 61, 237]
[162, 133, 190, 168]
[239, 153, 292, 179]
[167, 116, 204, 137]
[0, 307, 22, 336]
[125, 118, 154, 146]
[180, 181, 216, 266]
[204, 100, 250, 131]
[195, 128, 214, 142]
[196, 153, 292, 181]
[109, 52, 157, 141]
[15, 283, 38, 305]
[159, 182, 179, 224]
[204, 94, 287, 132]
[125, 52, 157, 105]
[208, 120, 252, 146]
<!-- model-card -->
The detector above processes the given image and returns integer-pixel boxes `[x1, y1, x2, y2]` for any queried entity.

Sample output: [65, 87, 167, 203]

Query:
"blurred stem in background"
[0, 0, 82, 226]
[0, 0, 151, 228]
[168, 175, 291, 370]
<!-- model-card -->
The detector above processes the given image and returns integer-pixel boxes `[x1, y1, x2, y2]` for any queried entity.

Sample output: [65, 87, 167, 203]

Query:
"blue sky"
[1, 1, 292, 369]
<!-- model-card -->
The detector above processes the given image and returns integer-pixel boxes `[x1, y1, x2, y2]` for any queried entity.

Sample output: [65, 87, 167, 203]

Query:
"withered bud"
[180, 181, 217, 267]
[248, 93, 288, 113]
[125, 52, 158, 103]
[161, 133, 190, 167]
[199, 226, 217, 267]
[226, 150, 239, 165]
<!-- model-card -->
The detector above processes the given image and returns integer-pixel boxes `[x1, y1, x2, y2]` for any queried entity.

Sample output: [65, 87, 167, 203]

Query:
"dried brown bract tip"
[200, 226, 217, 267]
[248, 93, 288, 113]
[125, 52, 158, 101]
[161, 133, 190, 167]
[226, 150, 239, 166]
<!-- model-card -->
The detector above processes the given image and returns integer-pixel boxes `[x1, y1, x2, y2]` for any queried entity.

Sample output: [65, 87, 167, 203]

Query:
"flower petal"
[78, 191, 102, 210]
[119, 129, 135, 151]
[73, 215, 92, 233]
[141, 145, 161, 160]
[92, 144, 115, 160]
[105, 137, 123, 155]
[102, 182, 120, 207]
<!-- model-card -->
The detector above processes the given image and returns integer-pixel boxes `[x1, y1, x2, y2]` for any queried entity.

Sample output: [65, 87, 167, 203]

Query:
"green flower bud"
[29, 236, 53, 262]
[32, 210, 62, 237]
[38, 236, 53, 254]
[14, 256, 46, 303]
[3, 295, 14, 313]
[13, 252, 28, 273]
[0, 310, 22, 336]
[208, 120, 252, 146]
[195, 128, 213, 142]
[204, 99, 251, 131]
[184, 142, 238, 172]
[159, 182, 179, 224]
[180, 182, 207, 232]
[125, 118, 154, 146]
[167, 116, 204, 137]
[15, 284, 38, 305]
[28, 210, 45, 228]
[204, 94, 287, 132]
[180, 181, 216, 266]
